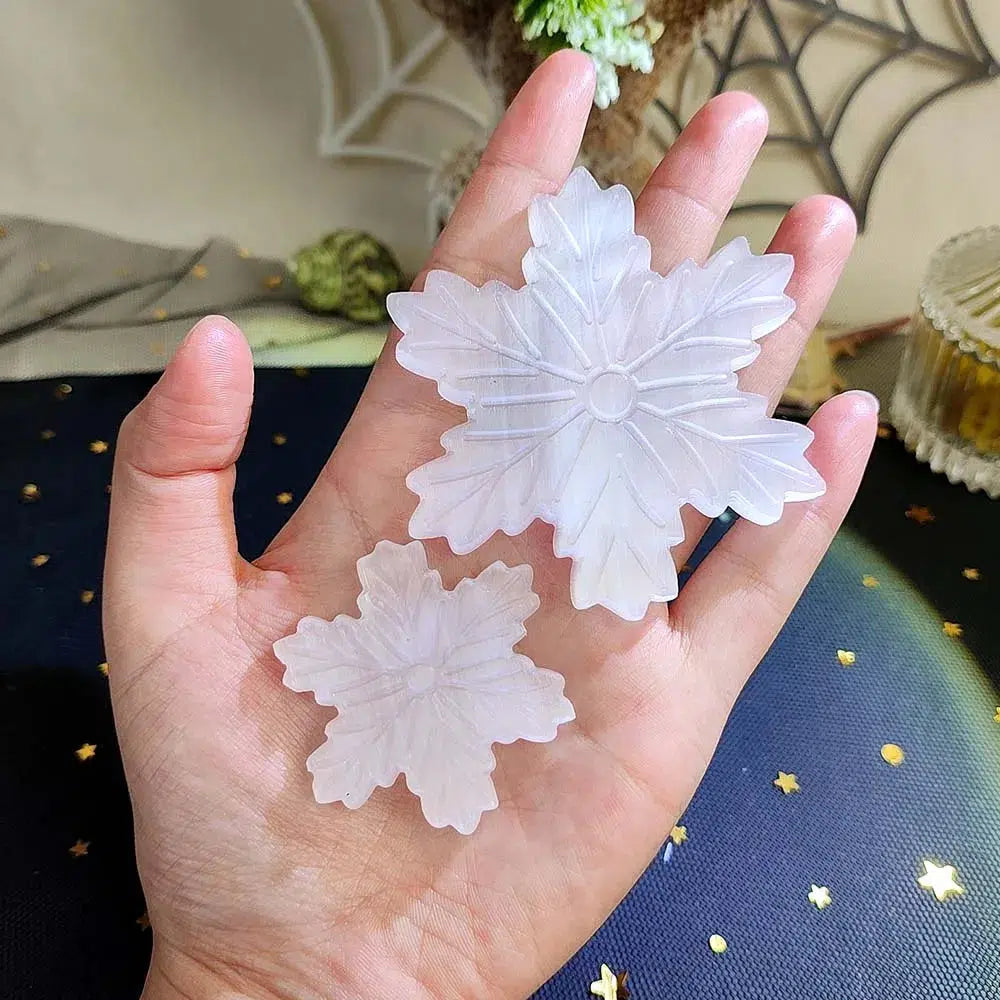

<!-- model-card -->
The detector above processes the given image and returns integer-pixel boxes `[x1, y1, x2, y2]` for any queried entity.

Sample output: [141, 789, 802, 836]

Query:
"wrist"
[142, 947, 279, 1000]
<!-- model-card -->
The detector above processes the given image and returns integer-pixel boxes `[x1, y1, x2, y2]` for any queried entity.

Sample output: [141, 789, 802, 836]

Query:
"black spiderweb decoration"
[651, 0, 998, 230]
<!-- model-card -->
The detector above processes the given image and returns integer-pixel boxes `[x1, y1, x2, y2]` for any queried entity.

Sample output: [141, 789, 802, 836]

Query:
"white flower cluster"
[516, 0, 657, 108]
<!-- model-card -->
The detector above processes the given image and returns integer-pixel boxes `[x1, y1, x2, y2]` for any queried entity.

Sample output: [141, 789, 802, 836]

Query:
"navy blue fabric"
[1, 370, 997, 999]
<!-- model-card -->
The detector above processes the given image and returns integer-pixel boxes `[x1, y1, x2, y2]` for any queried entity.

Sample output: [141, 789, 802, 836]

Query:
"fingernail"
[842, 389, 880, 415]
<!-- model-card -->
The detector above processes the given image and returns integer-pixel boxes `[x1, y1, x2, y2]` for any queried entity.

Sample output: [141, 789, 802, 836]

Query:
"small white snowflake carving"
[388, 167, 824, 620]
[274, 541, 574, 834]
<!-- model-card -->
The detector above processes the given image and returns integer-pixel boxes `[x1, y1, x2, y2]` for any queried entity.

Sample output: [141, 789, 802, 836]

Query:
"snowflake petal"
[275, 542, 573, 833]
[307, 714, 402, 809]
[391, 168, 824, 620]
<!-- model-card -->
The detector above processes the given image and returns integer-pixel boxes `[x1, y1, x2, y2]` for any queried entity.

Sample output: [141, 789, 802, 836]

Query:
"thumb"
[104, 316, 253, 654]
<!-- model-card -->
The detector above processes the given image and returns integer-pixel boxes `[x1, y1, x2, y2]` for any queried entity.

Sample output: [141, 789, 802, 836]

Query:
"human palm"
[104, 52, 876, 1000]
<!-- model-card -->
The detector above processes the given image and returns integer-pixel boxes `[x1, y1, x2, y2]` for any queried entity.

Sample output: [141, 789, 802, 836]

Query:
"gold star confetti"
[237, 246, 251, 259]
[917, 861, 964, 902]
[876, 424, 893, 439]
[708, 934, 728, 954]
[993, 707, 1000, 724]
[962, 567, 980, 581]
[190, 264, 208, 279]
[40, 429, 56, 440]
[136, 912, 151, 930]
[31, 554, 50, 567]
[906, 504, 935, 525]
[942, 622, 963, 638]
[669, 825, 688, 846]
[89, 440, 109, 454]
[837, 649, 856, 667]
[774, 771, 800, 794]
[272, 432, 287, 446]
[590, 964, 622, 1000]
[80, 590, 95, 605]
[881, 743, 905, 766]
[276, 491, 293, 505]
[21, 482, 40, 502]
[152, 307, 168, 321]
[37, 259, 52, 273]
[807, 885, 832, 909]
[69, 839, 90, 858]
[861, 575, 879, 588]
[98, 662, 109, 677]
[263, 274, 284, 290]
[55, 383, 73, 399]
[75, 743, 97, 761]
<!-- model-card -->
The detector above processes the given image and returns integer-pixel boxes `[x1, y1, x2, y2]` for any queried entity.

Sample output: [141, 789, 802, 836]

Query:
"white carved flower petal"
[403, 735, 500, 835]
[406, 407, 595, 553]
[307, 714, 404, 811]
[631, 391, 824, 522]
[274, 616, 407, 709]
[274, 541, 574, 834]
[551, 422, 685, 619]
[391, 271, 585, 409]
[390, 167, 824, 620]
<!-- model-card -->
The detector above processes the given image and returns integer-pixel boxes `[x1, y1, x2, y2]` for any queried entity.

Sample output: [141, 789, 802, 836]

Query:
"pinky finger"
[672, 390, 879, 706]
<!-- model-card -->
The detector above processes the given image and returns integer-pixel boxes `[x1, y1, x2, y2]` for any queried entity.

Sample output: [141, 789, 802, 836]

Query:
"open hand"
[104, 51, 876, 1000]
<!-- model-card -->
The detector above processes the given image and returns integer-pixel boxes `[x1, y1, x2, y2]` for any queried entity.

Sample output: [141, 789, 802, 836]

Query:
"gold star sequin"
[807, 884, 832, 909]
[31, 554, 50, 567]
[21, 483, 40, 502]
[774, 771, 800, 794]
[881, 743, 905, 766]
[837, 649, 856, 667]
[89, 440, 109, 454]
[942, 622, 963, 638]
[190, 264, 208, 279]
[55, 383, 73, 399]
[75, 743, 97, 761]
[669, 825, 688, 846]
[906, 505, 935, 525]
[237, 246, 251, 259]
[276, 491, 293, 505]
[962, 567, 980, 581]
[37, 259, 52, 273]
[263, 274, 283, 290]
[917, 861, 964, 902]
[272, 432, 287, 446]
[152, 307, 168, 321]
[136, 912, 151, 930]
[40, 429, 56, 440]
[80, 590, 95, 605]
[69, 839, 90, 858]
[876, 424, 893, 439]
[98, 661, 109, 677]
[861, 575, 879, 588]
[993, 707, 1000, 724]
[590, 964, 620, 999]
[708, 934, 728, 954]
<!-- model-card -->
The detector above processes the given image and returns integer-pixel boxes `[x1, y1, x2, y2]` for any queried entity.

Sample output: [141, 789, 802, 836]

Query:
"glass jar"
[890, 227, 1000, 498]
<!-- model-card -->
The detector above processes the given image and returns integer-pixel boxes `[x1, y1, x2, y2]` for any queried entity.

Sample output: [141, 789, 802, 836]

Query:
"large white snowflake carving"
[274, 540, 574, 834]
[388, 167, 824, 621]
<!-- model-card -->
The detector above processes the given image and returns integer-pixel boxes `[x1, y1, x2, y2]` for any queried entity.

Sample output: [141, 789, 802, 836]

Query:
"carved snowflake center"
[406, 663, 439, 695]
[585, 368, 638, 422]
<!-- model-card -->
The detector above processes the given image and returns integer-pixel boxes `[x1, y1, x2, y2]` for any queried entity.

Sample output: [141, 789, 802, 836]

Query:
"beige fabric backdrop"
[1, 0, 997, 332]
